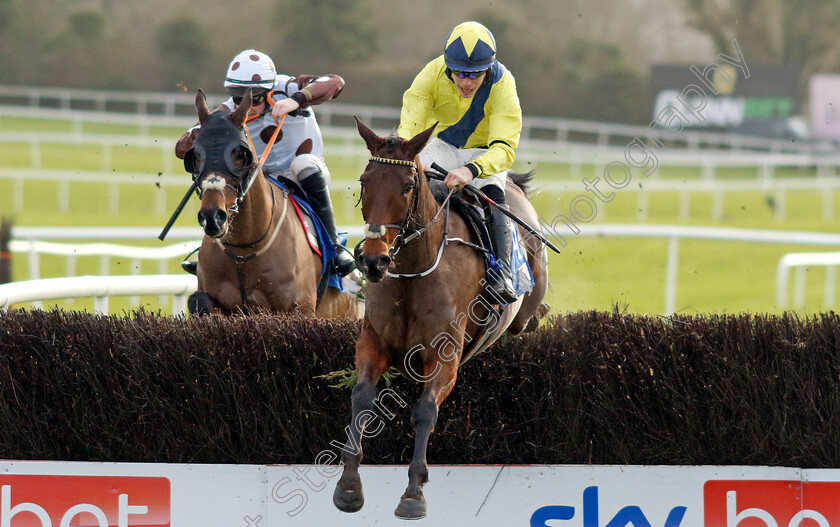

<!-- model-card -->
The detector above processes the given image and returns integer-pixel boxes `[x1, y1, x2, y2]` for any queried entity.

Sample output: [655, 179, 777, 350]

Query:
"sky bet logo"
[531, 480, 840, 527]
[0, 475, 170, 527]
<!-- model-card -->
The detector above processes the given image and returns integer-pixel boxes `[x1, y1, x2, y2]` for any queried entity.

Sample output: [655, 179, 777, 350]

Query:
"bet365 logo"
[0, 475, 169, 527]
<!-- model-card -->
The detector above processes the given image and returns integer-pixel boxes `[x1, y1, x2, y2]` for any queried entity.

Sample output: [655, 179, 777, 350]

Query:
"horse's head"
[354, 118, 436, 282]
[184, 89, 257, 237]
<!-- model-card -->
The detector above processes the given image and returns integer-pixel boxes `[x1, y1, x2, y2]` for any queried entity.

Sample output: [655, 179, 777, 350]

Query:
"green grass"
[2, 115, 837, 316]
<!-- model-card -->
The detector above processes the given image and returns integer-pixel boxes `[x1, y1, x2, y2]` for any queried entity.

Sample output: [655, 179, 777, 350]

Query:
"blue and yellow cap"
[443, 21, 496, 72]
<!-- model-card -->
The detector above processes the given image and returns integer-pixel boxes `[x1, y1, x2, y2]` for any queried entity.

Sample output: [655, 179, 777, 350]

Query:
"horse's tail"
[508, 170, 536, 198]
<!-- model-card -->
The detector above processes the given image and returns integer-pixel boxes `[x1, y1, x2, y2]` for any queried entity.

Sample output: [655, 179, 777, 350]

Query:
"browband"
[369, 156, 416, 167]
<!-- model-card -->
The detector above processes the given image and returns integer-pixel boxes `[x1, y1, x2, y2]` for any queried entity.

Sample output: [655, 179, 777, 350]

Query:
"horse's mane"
[508, 170, 536, 198]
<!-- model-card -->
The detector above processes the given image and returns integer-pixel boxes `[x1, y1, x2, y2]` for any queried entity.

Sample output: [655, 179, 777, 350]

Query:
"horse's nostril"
[214, 210, 227, 225]
[378, 255, 391, 270]
[356, 255, 368, 272]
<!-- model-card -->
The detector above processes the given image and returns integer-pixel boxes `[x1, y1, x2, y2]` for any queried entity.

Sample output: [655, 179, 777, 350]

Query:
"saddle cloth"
[266, 176, 345, 293]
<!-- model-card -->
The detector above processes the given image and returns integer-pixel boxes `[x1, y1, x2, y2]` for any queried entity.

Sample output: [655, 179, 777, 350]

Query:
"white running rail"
[776, 251, 840, 308]
[0, 274, 197, 314]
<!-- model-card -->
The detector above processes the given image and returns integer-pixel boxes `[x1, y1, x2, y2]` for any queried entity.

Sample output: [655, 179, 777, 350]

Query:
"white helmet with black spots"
[223, 49, 277, 97]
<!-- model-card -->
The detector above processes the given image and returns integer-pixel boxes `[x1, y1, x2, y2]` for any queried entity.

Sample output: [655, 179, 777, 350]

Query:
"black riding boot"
[300, 173, 357, 277]
[487, 206, 518, 304]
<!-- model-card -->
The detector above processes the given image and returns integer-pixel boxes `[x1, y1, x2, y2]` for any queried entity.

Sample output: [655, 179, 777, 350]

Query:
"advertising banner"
[809, 74, 840, 142]
[649, 61, 800, 138]
[2, 461, 840, 526]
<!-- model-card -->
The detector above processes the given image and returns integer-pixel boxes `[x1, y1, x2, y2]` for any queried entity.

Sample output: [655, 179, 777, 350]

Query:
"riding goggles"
[227, 85, 271, 105]
[233, 91, 268, 106]
[452, 70, 486, 80]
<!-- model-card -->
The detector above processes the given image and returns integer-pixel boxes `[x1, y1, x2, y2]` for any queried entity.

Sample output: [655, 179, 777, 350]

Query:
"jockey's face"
[451, 71, 484, 98]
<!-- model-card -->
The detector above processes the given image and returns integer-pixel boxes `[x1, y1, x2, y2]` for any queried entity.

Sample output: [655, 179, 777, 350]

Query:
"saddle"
[427, 176, 493, 257]
[427, 173, 535, 299]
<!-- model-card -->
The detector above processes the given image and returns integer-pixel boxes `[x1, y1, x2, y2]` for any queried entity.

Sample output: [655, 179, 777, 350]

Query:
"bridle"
[185, 113, 282, 247]
[186, 133, 257, 220]
[361, 156, 455, 278]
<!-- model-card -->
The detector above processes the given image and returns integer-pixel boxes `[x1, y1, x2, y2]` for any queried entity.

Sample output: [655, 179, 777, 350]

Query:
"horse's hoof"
[333, 486, 364, 513]
[524, 315, 540, 333]
[181, 260, 198, 275]
[394, 496, 427, 520]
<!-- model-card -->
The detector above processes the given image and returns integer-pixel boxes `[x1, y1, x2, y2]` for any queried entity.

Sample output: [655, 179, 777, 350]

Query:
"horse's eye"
[230, 147, 251, 171]
[403, 183, 414, 195]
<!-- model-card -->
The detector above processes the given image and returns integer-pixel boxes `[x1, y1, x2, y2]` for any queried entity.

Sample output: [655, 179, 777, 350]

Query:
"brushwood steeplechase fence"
[2, 308, 840, 468]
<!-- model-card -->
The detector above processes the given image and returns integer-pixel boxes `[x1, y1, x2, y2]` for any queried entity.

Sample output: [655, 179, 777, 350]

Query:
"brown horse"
[185, 89, 361, 319]
[333, 119, 550, 519]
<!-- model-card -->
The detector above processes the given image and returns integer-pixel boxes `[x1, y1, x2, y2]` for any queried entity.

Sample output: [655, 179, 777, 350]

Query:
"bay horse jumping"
[333, 119, 550, 519]
[184, 89, 360, 318]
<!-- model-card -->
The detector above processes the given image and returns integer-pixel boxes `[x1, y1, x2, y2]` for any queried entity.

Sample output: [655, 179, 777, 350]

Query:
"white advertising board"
[1, 461, 838, 526]
[809, 74, 840, 142]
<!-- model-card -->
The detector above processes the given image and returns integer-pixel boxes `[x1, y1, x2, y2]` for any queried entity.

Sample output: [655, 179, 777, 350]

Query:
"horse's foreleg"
[187, 291, 217, 316]
[333, 323, 389, 513]
[395, 358, 458, 520]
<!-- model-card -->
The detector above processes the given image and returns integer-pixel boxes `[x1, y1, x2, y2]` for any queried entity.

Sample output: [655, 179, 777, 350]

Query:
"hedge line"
[0, 308, 838, 466]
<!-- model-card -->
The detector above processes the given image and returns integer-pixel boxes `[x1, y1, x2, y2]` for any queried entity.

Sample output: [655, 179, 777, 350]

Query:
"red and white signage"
[0, 475, 169, 527]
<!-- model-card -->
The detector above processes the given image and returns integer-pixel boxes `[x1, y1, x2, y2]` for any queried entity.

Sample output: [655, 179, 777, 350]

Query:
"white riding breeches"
[287, 154, 332, 184]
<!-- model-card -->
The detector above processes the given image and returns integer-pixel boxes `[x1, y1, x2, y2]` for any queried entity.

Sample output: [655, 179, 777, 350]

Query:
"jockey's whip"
[158, 180, 198, 241]
[158, 115, 287, 242]
[429, 162, 562, 254]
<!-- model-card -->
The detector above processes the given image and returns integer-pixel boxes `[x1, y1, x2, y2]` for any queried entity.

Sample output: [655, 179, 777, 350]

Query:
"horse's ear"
[405, 122, 437, 159]
[355, 116, 386, 155]
[196, 89, 210, 125]
[230, 88, 252, 126]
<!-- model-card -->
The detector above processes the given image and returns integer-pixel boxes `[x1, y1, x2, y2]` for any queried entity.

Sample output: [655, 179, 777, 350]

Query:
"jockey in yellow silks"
[398, 21, 523, 303]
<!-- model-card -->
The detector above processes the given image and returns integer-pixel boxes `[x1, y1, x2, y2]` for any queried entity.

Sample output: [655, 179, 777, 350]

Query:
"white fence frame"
[0, 274, 196, 314]
[7, 225, 840, 315]
[3, 109, 840, 179]
[2, 83, 836, 153]
[4, 165, 840, 223]
[776, 251, 840, 308]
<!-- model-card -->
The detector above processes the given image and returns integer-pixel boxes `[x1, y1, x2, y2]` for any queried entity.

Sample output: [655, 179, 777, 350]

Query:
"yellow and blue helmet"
[443, 21, 496, 72]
